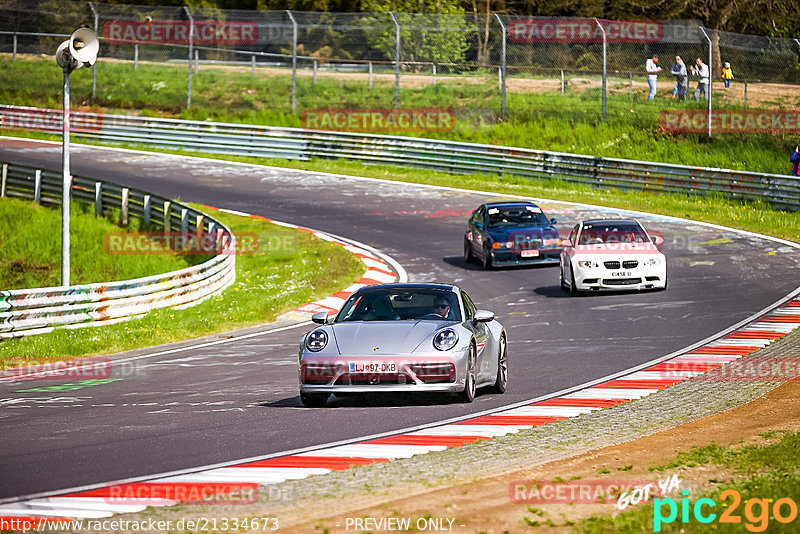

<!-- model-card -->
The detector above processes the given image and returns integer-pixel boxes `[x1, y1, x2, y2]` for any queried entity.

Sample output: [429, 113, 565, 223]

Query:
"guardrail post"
[313, 59, 318, 85]
[494, 14, 507, 119]
[12, 33, 16, 62]
[286, 10, 298, 114]
[34, 170, 42, 204]
[143, 194, 151, 226]
[184, 6, 194, 110]
[1, 164, 7, 197]
[251, 55, 256, 79]
[134, 44, 138, 70]
[120, 187, 129, 226]
[389, 12, 400, 110]
[95, 182, 102, 216]
[369, 61, 373, 89]
[181, 208, 189, 235]
[196, 214, 204, 243]
[163, 200, 171, 233]
[89, 2, 98, 102]
[595, 19, 607, 120]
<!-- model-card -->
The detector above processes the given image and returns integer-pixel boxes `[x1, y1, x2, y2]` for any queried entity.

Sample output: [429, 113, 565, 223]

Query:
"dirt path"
[281, 379, 800, 533]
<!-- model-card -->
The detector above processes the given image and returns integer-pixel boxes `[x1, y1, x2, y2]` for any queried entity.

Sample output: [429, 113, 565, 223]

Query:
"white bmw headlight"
[644, 257, 663, 266]
[306, 329, 328, 352]
[433, 329, 458, 351]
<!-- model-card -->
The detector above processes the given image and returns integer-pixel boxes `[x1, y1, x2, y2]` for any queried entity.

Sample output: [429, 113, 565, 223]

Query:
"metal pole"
[89, 2, 98, 101]
[494, 14, 507, 119]
[561, 70, 564, 95]
[744, 80, 748, 109]
[184, 6, 193, 109]
[251, 55, 255, 79]
[61, 65, 71, 287]
[629, 72, 633, 99]
[432, 63, 436, 86]
[194, 49, 199, 75]
[313, 59, 318, 85]
[287, 10, 297, 113]
[699, 27, 713, 137]
[134, 43, 138, 70]
[389, 12, 400, 110]
[595, 19, 606, 120]
[369, 61, 373, 89]
[12, 33, 16, 61]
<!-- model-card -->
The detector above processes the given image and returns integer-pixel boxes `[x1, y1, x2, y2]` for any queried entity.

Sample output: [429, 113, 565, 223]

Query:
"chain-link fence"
[1, 0, 799, 136]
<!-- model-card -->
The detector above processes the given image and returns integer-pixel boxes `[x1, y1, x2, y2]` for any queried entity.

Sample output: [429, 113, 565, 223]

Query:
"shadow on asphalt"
[263, 391, 492, 409]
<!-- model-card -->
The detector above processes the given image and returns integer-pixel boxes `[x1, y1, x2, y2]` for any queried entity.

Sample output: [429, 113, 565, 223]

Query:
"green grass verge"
[0, 204, 364, 364]
[575, 431, 800, 533]
[0, 197, 206, 289]
[1, 56, 797, 174]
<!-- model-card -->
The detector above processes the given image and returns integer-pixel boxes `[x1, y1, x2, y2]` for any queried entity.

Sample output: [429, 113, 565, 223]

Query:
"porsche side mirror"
[311, 312, 330, 324]
[550, 218, 557, 224]
[474, 310, 495, 323]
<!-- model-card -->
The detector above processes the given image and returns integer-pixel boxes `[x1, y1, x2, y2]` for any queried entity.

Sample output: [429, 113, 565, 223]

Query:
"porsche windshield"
[336, 289, 462, 322]
[578, 223, 648, 245]
[487, 206, 549, 227]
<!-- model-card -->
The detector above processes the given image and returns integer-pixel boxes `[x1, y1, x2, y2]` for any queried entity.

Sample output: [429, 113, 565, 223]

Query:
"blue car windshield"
[487, 206, 549, 227]
[336, 289, 462, 322]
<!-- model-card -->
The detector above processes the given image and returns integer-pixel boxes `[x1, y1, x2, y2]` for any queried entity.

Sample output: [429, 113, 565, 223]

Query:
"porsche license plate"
[349, 362, 397, 373]
[520, 249, 540, 258]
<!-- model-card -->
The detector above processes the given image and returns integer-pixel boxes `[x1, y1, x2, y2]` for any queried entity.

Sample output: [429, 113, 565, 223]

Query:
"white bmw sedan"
[560, 219, 667, 295]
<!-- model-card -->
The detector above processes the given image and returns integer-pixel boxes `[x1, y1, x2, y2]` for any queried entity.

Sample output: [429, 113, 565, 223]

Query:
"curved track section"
[1, 139, 799, 502]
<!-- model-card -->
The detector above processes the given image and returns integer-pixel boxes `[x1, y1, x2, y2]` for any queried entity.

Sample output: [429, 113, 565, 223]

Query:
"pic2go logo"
[654, 489, 799, 532]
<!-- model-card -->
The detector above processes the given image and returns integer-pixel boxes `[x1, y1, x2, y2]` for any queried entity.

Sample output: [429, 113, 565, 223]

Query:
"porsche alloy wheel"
[458, 344, 477, 403]
[488, 334, 507, 394]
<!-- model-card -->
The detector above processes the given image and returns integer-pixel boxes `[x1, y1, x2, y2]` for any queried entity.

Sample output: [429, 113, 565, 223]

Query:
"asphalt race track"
[1, 139, 799, 501]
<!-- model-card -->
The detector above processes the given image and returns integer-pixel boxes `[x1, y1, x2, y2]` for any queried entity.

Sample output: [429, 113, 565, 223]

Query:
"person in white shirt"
[645, 55, 662, 100]
[691, 58, 710, 101]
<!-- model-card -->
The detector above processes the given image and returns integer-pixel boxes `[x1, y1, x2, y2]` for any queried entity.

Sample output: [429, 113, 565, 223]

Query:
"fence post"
[313, 59, 318, 85]
[369, 61, 373, 89]
[34, 170, 42, 204]
[1, 164, 6, 197]
[561, 70, 564, 95]
[120, 187, 129, 226]
[595, 19, 607, 120]
[389, 12, 400, 110]
[95, 182, 102, 216]
[629, 72, 633, 99]
[432, 62, 436, 86]
[251, 55, 256, 79]
[286, 10, 298, 114]
[143, 194, 151, 226]
[699, 26, 713, 137]
[134, 43, 138, 70]
[494, 14, 507, 119]
[89, 2, 98, 102]
[194, 49, 199, 75]
[12, 33, 16, 62]
[743, 80, 748, 109]
[184, 6, 193, 109]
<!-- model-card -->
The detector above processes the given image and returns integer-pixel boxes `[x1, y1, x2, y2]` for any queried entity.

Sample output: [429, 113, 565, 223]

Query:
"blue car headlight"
[306, 329, 328, 352]
[433, 329, 458, 351]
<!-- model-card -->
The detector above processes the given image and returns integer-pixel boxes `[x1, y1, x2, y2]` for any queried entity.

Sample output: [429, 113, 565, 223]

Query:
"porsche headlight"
[433, 329, 458, 351]
[306, 329, 328, 352]
[577, 260, 599, 268]
[644, 257, 663, 266]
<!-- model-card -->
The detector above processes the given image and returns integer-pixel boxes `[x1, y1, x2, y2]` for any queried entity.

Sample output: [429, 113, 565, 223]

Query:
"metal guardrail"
[1, 105, 799, 210]
[0, 160, 236, 338]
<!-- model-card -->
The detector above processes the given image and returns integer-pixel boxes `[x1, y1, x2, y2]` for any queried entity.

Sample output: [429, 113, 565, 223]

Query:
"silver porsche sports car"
[298, 283, 507, 407]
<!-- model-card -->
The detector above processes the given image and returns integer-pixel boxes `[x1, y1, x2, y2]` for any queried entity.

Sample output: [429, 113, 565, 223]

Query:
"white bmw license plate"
[610, 271, 632, 277]
[349, 362, 397, 373]
[520, 249, 540, 258]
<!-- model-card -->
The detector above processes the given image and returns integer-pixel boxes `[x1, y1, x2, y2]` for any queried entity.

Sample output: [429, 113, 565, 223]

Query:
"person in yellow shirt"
[722, 62, 734, 90]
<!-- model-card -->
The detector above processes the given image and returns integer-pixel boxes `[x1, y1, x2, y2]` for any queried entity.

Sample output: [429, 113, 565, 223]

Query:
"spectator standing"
[791, 145, 800, 176]
[691, 58, 709, 101]
[670, 56, 688, 101]
[722, 62, 734, 90]
[646, 54, 662, 100]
